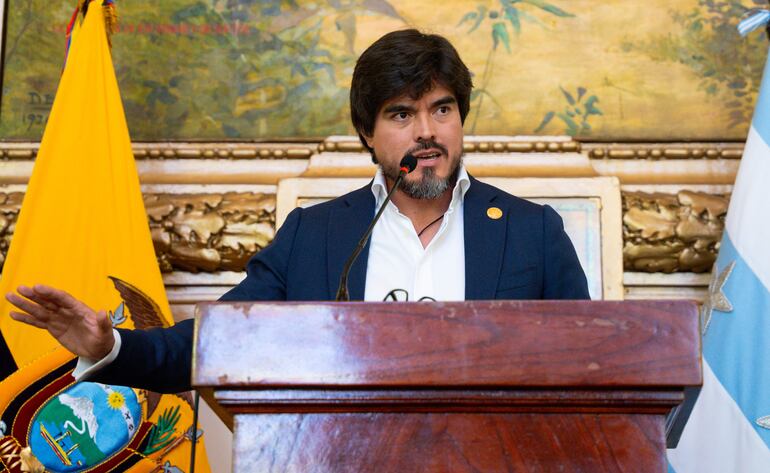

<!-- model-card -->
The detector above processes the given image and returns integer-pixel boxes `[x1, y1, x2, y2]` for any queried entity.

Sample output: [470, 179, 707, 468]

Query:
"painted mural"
[0, 0, 766, 141]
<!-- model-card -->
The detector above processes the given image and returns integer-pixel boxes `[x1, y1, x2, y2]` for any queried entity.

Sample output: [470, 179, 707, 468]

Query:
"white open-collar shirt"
[364, 165, 471, 302]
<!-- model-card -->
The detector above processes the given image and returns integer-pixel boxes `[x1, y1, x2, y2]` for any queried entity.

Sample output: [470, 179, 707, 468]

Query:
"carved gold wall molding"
[1, 140, 744, 160]
[131, 143, 318, 160]
[147, 192, 275, 272]
[584, 142, 744, 185]
[623, 190, 728, 273]
[0, 188, 729, 275]
[583, 143, 744, 160]
[0, 142, 318, 160]
[0, 192, 24, 268]
[592, 159, 739, 185]
[0, 159, 308, 185]
[1, 140, 744, 186]
[320, 138, 746, 158]
[0, 137, 741, 280]
[0, 147, 37, 160]
[319, 135, 583, 153]
[0, 191, 275, 273]
[301, 152, 598, 178]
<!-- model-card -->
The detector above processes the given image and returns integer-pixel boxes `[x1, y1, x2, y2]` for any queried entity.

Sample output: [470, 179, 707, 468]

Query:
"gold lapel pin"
[487, 207, 503, 220]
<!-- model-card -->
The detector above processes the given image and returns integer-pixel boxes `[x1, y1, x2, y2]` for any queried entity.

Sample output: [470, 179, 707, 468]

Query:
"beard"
[400, 162, 461, 199]
[378, 140, 463, 200]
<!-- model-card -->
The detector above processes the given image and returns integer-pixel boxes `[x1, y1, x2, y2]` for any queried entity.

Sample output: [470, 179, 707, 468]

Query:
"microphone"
[335, 154, 418, 301]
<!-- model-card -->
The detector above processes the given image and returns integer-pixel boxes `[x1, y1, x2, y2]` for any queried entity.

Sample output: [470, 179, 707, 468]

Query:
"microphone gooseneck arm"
[335, 155, 417, 301]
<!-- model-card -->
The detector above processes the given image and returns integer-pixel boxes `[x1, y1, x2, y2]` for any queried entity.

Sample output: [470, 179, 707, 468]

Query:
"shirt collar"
[371, 165, 471, 209]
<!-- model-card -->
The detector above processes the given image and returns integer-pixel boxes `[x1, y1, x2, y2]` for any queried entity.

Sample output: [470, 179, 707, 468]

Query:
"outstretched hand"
[6, 284, 115, 361]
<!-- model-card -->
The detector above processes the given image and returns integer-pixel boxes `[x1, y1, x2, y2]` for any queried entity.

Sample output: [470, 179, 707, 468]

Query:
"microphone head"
[399, 154, 418, 174]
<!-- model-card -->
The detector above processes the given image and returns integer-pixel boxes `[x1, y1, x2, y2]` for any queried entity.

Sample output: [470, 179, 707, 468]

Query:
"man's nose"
[413, 113, 436, 142]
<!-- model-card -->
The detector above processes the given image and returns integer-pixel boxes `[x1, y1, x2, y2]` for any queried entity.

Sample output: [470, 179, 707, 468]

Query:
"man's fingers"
[5, 292, 52, 321]
[31, 284, 82, 311]
[9, 311, 47, 329]
[97, 310, 112, 331]
[16, 285, 37, 299]
[16, 285, 60, 312]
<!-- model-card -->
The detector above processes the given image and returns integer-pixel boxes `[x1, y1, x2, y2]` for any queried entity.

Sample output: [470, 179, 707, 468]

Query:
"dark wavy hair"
[350, 29, 473, 161]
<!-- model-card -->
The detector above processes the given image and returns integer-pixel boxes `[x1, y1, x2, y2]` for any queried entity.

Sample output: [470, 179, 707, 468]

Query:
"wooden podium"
[193, 301, 701, 472]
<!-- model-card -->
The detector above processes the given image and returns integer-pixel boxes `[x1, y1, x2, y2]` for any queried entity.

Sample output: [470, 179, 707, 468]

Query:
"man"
[7, 29, 589, 393]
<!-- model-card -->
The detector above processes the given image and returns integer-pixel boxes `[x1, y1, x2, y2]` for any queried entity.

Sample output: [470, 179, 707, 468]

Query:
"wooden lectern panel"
[194, 301, 700, 472]
[234, 413, 663, 473]
[194, 300, 700, 388]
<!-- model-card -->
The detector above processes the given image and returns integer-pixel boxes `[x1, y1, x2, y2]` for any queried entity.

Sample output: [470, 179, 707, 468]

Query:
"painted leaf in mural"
[536, 86, 602, 136]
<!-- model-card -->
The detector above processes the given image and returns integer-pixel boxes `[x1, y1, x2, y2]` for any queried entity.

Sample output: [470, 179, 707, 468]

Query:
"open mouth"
[414, 151, 442, 160]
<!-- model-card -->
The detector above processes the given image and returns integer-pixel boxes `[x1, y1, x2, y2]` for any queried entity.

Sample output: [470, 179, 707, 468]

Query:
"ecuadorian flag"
[0, 2, 211, 472]
[667, 12, 770, 472]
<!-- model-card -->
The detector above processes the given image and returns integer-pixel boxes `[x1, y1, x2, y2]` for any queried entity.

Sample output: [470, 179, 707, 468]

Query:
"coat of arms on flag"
[0, 284, 202, 472]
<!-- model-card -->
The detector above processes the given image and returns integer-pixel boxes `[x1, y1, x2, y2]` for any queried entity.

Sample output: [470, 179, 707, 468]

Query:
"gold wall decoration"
[0, 143, 318, 161]
[0, 148, 37, 160]
[312, 137, 750, 158]
[584, 143, 744, 160]
[0, 139, 738, 281]
[0, 192, 24, 267]
[146, 193, 275, 273]
[0, 191, 275, 273]
[319, 136, 583, 153]
[623, 190, 728, 273]
[132, 143, 318, 160]
[0, 188, 731, 275]
[0, 141, 745, 161]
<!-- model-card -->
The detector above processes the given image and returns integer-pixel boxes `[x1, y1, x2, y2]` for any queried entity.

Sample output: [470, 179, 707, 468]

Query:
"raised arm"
[6, 284, 115, 360]
[6, 206, 306, 393]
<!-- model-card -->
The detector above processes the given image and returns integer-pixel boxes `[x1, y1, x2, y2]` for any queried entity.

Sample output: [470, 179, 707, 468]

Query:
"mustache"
[405, 140, 448, 158]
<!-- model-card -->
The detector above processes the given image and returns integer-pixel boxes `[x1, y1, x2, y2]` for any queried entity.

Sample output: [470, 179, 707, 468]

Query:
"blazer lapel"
[464, 177, 508, 300]
[327, 185, 376, 300]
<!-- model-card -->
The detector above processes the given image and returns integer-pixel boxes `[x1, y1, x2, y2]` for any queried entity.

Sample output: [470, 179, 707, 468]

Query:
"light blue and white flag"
[667, 11, 770, 473]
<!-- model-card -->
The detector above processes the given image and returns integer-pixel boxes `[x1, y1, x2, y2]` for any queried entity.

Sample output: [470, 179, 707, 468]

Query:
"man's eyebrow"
[382, 96, 457, 114]
[432, 96, 457, 108]
[382, 103, 416, 114]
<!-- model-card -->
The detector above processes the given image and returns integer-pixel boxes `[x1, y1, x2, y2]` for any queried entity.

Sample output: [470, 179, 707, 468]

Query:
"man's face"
[364, 83, 464, 199]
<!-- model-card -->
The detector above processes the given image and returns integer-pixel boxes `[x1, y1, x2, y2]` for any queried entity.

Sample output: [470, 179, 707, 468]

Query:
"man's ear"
[362, 132, 374, 149]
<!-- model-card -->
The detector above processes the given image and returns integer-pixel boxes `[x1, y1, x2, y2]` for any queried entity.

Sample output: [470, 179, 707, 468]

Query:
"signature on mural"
[458, 0, 575, 133]
[20, 91, 54, 131]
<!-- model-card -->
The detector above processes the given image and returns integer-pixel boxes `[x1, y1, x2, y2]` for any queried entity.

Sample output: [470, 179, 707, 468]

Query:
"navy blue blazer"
[97, 177, 589, 392]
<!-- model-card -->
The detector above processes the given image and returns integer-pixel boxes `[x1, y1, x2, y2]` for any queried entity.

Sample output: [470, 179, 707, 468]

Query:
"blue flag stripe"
[752, 47, 770, 147]
[738, 11, 770, 37]
[703, 232, 770, 447]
